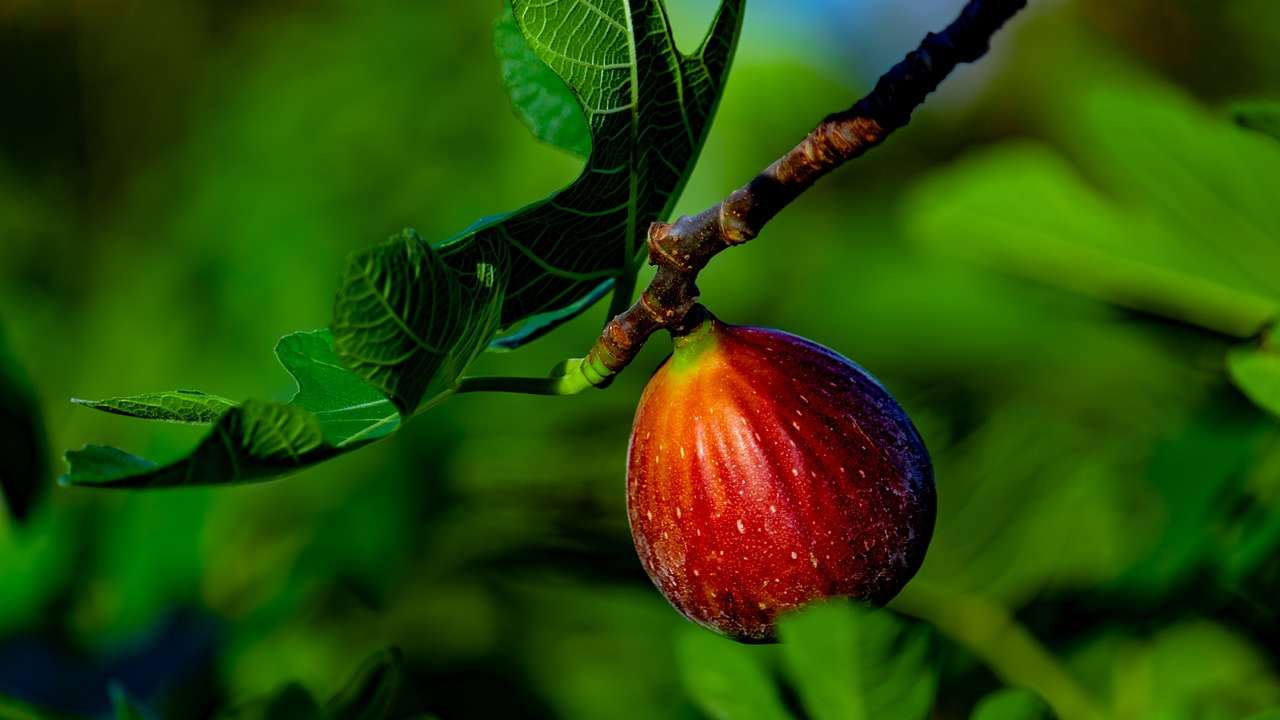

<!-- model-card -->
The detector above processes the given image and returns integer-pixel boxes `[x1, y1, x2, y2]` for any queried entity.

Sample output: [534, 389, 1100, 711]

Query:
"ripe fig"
[626, 315, 934, 642]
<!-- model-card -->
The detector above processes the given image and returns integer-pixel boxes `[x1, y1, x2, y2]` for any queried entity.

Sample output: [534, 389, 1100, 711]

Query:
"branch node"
[647, 220, 700, 274]
[719, 197, 755, 246]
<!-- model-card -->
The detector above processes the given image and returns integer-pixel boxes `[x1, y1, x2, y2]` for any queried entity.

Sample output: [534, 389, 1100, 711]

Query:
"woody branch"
[571, 0, 1028, 388]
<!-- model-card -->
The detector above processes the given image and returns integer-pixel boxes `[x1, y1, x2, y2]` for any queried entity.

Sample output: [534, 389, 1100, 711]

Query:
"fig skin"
[626, 316, 934, 642]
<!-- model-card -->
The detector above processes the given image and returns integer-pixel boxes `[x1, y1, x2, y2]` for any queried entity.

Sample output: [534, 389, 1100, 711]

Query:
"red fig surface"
[626, 316, 934, 642]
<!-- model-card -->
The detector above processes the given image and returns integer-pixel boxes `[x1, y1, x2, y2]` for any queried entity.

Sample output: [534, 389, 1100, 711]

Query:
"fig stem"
[561, 0, 1028, 389]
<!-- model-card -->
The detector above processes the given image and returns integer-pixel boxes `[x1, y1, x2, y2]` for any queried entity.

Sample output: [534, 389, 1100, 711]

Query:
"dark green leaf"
[333, 229, 505, 415]
[1234, 102, 1280, 142]
[970, 688, 1049, 720]
[63, 400, 334, 488]
[63, 0, 746, 486]
[62, 330, 394, 487]
[777, 601, 938, 720]
[333, 0, 745, 409]
[0, 326, 48, 522]
[71, 390, 236, 424]
[1228, 338, 1280, 418]
[325, 647, 404, 720]
[494, 1, 591, 158]
[677, 629, 793, 720]
[488, 277, 614, 352]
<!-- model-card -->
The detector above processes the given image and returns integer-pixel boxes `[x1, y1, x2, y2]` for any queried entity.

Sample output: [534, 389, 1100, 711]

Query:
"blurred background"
[2, 0, 1279, 717]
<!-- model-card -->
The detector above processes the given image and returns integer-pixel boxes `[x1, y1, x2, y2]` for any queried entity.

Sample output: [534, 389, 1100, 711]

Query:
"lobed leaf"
[65, 0, 748, 486]
[494, 1, 591, 158]
[62, 330, 395, 487]
[63, 401, 334, 488]
[333, 0, 746, 412]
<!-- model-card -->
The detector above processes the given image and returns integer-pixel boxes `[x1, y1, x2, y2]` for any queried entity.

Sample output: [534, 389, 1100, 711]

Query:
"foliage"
[61, 330, 393, 487]
[2, 0, 1279, 718]
[776, 602, 937, 720]
[678, 602, 936, 720]
[904, 73, 1280, 419]
[61, 0, 746, 488]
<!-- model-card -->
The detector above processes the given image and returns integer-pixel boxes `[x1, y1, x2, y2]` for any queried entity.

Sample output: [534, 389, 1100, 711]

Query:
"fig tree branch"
[559, 0, 1028, 389]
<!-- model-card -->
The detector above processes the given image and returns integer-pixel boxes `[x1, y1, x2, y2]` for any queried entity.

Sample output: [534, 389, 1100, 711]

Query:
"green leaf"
[1067, 621, 1280, 719]
[62, 330, 396, 487]
[494, 1, 591, 158]
[970, 688, 1049, 720]
[1234, 101, 1280, 143]
[677, 629, 793, 720]
[905, 83, 1280, 340]
[325, 647, 404, 720]
[333, 0, 745, 410]
[0, 326, 48, 522]
[64, 0, 746, 486]
[63, 400, 335, 488]
[275, 329, 399, 446]
[1228, 338, 1280, 418]
[71, 390, 235, 424]
[777, 602, 938, 720]
[333, 229, 506, 416]
[905, 142, 1279, 339]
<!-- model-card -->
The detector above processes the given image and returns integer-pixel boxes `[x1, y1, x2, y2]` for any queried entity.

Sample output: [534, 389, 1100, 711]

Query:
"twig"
[570, 0, 1028, 388]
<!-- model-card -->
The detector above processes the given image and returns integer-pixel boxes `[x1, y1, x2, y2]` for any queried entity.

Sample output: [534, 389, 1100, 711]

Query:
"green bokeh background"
[2, 0, 1279, 717]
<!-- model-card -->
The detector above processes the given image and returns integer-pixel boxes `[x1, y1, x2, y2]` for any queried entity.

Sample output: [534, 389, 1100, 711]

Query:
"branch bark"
[572, 0, 1029, 388]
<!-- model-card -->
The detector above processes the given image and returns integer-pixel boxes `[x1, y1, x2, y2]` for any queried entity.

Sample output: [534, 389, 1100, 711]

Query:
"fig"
[626, 315, 934, 642]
